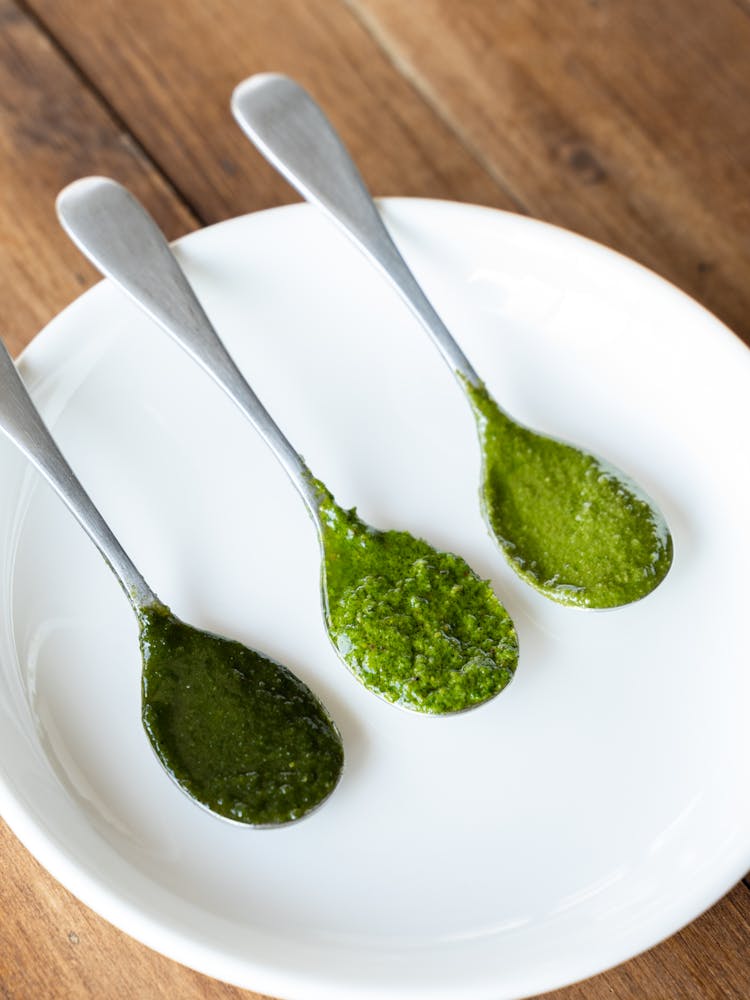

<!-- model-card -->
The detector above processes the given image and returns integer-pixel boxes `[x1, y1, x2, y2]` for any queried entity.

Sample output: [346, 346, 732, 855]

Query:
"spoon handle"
[232, 74, 480, 388]
[0, 339, 156, 608]
[56, 178, 319, 517]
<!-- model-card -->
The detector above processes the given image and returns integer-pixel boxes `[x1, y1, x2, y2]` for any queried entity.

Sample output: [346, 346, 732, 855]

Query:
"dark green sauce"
[139, 603, 343, 825]
[311, 481, 518, 714]
[467, 381, 673, 608]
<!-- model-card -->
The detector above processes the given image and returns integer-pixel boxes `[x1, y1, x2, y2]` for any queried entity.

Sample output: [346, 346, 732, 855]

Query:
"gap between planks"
[13, 0, 204, 229]
[25, 0, 528, 221]
[343, 0, 528, 214]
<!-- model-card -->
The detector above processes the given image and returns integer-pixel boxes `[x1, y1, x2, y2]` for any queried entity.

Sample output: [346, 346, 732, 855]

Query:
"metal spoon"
[0, 337, 343, 826]
[231, 74, 673, 609]
[57, 177, 518, 715]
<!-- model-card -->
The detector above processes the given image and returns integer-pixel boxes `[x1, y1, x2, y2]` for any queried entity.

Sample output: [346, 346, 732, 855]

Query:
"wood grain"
[539, 881, 750, 1000]
[0, 1, 195, 355]
[348, 0, 750, 346]
[0, 823, 266, 1000]
[23, 0, 519, 223]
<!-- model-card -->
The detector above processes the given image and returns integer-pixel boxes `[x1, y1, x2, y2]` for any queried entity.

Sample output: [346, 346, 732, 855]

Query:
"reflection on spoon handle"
[56, 178, 319, 517]
[231, 74, 480, 387]
[0, 339, 155, 607]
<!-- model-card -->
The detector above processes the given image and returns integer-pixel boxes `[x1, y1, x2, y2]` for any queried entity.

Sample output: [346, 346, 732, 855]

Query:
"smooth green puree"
[312, 481, 518, 714]
[467, 382, 673, 608]
[139, 604, 343, 825]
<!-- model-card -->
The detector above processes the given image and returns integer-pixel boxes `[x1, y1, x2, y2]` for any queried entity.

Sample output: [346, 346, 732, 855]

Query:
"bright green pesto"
[467, 381, 673, 608]
[139, 603, 343, 825]
[312, 481, 518, 714]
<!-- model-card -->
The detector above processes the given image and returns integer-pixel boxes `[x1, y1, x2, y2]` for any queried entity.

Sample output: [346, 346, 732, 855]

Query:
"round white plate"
[1, 200, 748, 999]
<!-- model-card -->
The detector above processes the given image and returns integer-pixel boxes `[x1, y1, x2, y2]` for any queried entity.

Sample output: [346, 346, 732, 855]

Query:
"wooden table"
[0, 1, 748, 996]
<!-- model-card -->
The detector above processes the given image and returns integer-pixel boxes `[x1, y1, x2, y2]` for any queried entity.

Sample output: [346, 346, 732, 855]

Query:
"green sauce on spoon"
[313, 480, 518, 713]
[467, 382, 673, 608]
[140, 604, 343, 824]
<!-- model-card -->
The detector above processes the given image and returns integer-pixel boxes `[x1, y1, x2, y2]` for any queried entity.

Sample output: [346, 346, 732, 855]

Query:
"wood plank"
[0, 819, 265, 999]
[0, 1, 195, 355]
[539, 881, 750, 1000]
[22, 0, 519, 224]
[347, 0, 750, 346]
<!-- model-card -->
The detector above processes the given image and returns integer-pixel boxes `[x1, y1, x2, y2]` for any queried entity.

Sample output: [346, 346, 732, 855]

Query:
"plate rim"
[1, 196, 749, 1000]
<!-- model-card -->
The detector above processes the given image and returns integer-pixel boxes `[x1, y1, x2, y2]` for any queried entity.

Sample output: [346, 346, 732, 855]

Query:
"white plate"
[1, 200, 749, 999]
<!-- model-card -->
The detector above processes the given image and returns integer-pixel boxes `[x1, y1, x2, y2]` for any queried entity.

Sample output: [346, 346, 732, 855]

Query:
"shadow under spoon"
[231, 73, 673, 609]
[0, 338, 343, 826]
[56, 177, 518, 716]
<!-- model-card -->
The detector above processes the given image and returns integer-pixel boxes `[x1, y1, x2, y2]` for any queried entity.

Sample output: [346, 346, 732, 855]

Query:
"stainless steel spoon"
[0, 336, 343, 826]
[231, 74, 673, 609]
[57, 177, 518, 715]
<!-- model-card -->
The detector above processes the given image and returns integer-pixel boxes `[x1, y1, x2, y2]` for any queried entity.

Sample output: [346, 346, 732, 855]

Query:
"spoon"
[231, 74, 674, 609]
[0, 338, 343, 826]
[57, 177, 518, 715]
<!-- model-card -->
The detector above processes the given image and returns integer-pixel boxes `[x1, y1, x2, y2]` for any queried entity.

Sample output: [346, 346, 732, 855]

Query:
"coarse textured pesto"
[139, 603, 343, 825]
[310, 480, 518, 714]
[466, 381, 673, 608]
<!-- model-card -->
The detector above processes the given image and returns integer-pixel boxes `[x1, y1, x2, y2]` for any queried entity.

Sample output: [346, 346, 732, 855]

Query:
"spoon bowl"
[467, 381, 673, 608]
[138, 603, 343, 825]
[313, 479, 518, 714]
